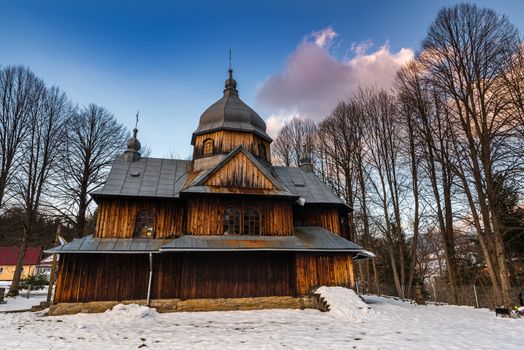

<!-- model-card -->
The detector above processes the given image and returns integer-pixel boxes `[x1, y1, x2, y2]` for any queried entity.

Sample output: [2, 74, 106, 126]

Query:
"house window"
[0, 266, 3, 273]
[244, 207, 261, 235]
[258, 143, 266, 160]
[134, 209, 155, 238]
[203, 138, 214, 156]
[223, 206, 241, 235]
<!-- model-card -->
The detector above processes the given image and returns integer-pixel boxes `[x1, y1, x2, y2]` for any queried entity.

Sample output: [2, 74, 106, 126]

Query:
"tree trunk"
[7, 219, 30, 296]
[406, 115, 420, 299]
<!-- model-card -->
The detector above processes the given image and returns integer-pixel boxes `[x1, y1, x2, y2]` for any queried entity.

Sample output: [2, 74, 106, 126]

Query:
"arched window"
[223, 206, 241, 235]
[258, 143, 266, 160]
[244, 207, 260, 235]
[203, 138, 214, 156]
[134, 209, 155, 238]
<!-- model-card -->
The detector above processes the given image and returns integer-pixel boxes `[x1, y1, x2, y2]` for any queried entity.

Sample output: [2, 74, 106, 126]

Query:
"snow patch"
[316, 286, 371, 322]
[104, 303, 157, 320]
[0, 295, 47, 312]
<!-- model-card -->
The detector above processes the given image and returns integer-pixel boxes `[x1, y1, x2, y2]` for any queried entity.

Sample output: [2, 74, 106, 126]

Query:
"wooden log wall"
[193, 130, 271, 161]
[95, 198, 184, 238]
[54, 254, 149, 303]
[295, 253, 355, 295]
[185, 195, 293, 235]
[204, 151, 276, 189]
[293, 204, 341, 235]
[53, 252, 356, 302]
[153, 252, 296, 299]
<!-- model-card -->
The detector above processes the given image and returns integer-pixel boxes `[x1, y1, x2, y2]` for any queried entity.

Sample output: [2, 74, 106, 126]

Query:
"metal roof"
[273, 166, 349, 208]
[44, 235, 171, 254]
[91, 156, 190, 199]
[161, 226, 369, 254]
[91, 155, 348, 207]
[44, 227, 373, 259]
[191, 72, 272, 144]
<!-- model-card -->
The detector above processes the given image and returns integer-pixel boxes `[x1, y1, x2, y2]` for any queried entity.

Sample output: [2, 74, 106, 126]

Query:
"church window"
[258, 143, 266, 160]
[134, 209, 155, 238]
[223, 206, 241, 235]
[203, 138, 214, 156]
[244, 207, 261, 235]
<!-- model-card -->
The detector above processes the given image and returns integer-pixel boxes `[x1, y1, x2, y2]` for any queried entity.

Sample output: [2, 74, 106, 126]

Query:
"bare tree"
[419, 3, 522, 306]
[319, 97, 380, 292]
[396, 61, 459, 302]
[272, 117, 317, 167]
[7, 86, 69, 296]
[52, 104, 127, 236]
[0, 66, 43, 210]
[360, 89, 407, 298]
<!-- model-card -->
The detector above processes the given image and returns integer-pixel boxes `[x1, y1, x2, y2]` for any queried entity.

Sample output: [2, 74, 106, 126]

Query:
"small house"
[0, 246, 42, 282]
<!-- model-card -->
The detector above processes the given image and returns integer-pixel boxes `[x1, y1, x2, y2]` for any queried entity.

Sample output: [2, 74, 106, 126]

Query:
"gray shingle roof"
[161, 226, 366, 253]
[45, 235, 171, 254]
[45, 227, 373, 259]
[191, 81, 272, 144]
[91, 154, 348, 209]
[273, 166, 348, 207]
[91, 156, 190, 199]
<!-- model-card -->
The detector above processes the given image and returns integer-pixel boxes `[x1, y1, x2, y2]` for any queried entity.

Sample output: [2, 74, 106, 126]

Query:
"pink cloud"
[257, 28, 414, 127]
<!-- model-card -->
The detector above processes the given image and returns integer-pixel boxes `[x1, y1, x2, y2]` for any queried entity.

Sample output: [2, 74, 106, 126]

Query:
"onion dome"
[124, 127, 141, 162]
[191, 69, 272, 145]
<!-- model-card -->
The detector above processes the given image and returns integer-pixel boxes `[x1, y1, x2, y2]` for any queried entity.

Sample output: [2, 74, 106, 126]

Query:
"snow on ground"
[0, 287, 48, 312]
[0, 295, 46, 312]
[1, 287, 522, 349]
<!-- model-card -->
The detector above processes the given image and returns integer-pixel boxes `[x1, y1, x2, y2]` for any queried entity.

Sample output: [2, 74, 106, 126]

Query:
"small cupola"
[124, 114, 142, 162]
[224, 68, 238, 97]
[191, 68, 272, 146]
[190, 56, 273, 171]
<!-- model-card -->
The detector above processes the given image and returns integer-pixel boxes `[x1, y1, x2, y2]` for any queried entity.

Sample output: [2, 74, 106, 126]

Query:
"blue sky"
[1, 0, 523, 158]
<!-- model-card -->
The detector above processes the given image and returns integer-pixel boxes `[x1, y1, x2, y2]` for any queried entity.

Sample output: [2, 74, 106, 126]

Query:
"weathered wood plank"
[204, 151, 276, 189]
[95, 198, 184, 238]
[193, 130, 271, 161]
[186, 195, 293, 235]
[293, 205, 341, 235]
[295, 253, 355, 295]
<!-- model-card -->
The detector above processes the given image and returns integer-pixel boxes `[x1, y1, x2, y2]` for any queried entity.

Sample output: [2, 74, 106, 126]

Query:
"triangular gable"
[197, 146, 285, 190]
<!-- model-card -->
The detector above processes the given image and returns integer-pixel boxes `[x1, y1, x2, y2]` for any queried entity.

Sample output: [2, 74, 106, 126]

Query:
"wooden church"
[47, 68, 372, 311]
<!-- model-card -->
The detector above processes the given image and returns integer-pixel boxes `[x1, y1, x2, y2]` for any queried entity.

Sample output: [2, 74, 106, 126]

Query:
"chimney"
[299, 142, 313, 172]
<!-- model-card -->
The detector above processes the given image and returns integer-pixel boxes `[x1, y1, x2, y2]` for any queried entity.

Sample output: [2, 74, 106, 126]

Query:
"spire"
[124, 111, 142, 162]
[224, 49, 238, 96]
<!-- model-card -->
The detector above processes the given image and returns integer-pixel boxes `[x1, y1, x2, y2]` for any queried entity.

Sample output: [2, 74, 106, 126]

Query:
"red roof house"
[0, 247, 42, 281]
[0, 247, 42, 265]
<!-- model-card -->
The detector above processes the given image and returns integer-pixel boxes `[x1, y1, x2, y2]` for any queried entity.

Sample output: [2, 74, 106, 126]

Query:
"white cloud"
[257, 27, 414, 133]
[311, 27, 337, 48]
[265, 113, 296, 139]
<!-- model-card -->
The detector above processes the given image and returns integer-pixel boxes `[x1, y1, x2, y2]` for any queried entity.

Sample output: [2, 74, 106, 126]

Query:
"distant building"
[36, 255, 57, 278]
[0, 247, 42, 282]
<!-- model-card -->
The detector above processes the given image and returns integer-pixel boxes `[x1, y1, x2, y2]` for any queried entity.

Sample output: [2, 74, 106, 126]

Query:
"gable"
[203, 151, 277, 190]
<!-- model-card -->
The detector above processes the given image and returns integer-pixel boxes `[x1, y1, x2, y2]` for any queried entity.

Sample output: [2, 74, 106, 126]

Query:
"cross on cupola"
[124, 111, 142, 162]
[224, 49, 238, 97]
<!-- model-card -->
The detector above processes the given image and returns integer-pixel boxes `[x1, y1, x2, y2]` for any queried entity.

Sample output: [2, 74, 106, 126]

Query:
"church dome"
[191, 69, 272, 145]
[127, 128, 141, 151]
